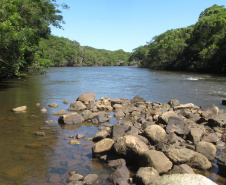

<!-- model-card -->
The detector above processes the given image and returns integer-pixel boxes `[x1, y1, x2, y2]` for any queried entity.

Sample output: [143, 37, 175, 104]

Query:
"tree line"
[130, 5, 226, 74]
[0, 0, 130, 79]
[1, 2, 226, 80]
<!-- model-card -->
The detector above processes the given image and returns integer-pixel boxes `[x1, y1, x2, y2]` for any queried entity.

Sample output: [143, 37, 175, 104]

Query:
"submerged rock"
[12, 106, 27, 112]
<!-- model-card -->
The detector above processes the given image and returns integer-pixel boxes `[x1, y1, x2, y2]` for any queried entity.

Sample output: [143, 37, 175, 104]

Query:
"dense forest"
[0, 0, 130, 79]
[37, 36, 130, 67]
[131, 5, 226, 74]
[1, 2, 226, 80]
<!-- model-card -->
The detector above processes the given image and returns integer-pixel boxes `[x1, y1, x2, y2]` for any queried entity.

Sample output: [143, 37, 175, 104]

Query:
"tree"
[0, 0, 65, 79]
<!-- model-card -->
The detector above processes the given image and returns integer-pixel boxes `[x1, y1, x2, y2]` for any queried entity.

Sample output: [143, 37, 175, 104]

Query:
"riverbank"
[13, 93, 226, 184]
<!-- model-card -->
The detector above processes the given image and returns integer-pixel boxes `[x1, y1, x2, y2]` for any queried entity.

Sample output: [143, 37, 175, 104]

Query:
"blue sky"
[51, 0, 226, 52]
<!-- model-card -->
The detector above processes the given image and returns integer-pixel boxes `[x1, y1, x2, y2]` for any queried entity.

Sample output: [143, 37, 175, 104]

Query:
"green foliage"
[137, 4, 226, 74]
[0, 0, 64, 79]
[36, 36, 131, 67]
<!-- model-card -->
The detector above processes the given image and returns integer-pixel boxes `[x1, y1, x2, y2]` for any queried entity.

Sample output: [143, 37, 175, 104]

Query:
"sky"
[51, 0, 226, 52]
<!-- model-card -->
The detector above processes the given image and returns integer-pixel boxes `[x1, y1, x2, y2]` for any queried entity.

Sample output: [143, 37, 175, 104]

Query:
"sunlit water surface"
[0, 66, 226, 184]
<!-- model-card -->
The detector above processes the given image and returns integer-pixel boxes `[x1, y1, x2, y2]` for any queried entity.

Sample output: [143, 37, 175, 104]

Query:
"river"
[0, 66, 226, 184]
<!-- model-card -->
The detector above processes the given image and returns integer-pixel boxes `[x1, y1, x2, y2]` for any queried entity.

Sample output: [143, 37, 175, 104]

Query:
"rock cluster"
[15, 93, 225, 184]
[58, 93, 225, 185]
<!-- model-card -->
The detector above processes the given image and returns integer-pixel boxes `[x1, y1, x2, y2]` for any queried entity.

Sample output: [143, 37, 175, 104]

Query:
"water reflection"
[0, 67, 226, 184]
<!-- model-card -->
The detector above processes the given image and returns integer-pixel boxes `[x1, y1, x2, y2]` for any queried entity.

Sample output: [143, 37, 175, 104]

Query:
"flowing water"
[0, 66, 226, 184]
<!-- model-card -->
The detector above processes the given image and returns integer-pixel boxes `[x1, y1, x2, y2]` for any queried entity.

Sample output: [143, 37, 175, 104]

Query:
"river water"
[0, 66, 226, 184]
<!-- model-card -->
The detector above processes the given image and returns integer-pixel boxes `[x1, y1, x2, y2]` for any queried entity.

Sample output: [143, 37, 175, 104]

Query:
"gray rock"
[111, 124, 128, 141]
[68, 101, 86, 111]
[93, 130, 110, 142]
[109, 164, 130, 185]
[151, 174, 217, 185]
[68, 174, 84, 182]
[166, 116, 189, 135]
[139, 150, 173, 174]
[134, 167, 159, 185]
[52, 109, 67, 115]
[35, 132, 45, 136]
[82, 110, 94, 121]
[188, 124, 205, 144]
[168, 99, 180, 107]
[113, 135, 149, 160]
[196, 141, 216, 161]
[114, 109, 125, 117]
[108, 158, 126, 169]
[168, 164, 195, 174]
[48, 103, 58, 108]
[131, 95, 146, 104]
[92, 114, 108, 123]
[92, 138, 114, 157]
[77, 93, 95, 105]
[174, 103, 199, 111]
[166, 148, 211, 170]
[144, 125, 166, 144]
[76, 134, 85, 139]
[63, 100, 68, 104]
[40, 108, 47, 113]
[58, 112, 83, 125]
[201, 105, 219, 116]
[208, 114, 226, 127]
[201, 133, 218, 144]
[84, 174, 98, 185]
[158, 111, 178, 124]
[12, 106, 27, 112]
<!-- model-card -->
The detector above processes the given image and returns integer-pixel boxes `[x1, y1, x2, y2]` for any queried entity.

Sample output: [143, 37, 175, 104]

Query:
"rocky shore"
[13, 93, 226, 185]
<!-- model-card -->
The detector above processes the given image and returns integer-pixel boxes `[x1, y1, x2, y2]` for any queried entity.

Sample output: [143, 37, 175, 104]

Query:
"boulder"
[208, 113, 226, 127]
[108, 158, 126, 169]
[188, 124, 205, 144]
[92, 138, 114, 156]
[174, 103, 199, 111]
[168, 164, 195, 174]
[166, 116, 189, 135]
[144, 125, 166, 144]
[84, 174, 98, 185]
[86, 100, 95, 110]
[12, 106, 27, 112]
[196, 141, 216, 161]
[82, 110, 94, 121]
[201, 105, 219, 116]
[70, 139, 80, 145]
[76, 134, 85, 139]
[63, 100, 68, 104]
[35, 132, 45, 136]
[156, 133, 184, 152]
[92, 114, 109, 123]
[139, 150, 173, 174]
[93, 130, 110, 142]
[114, 109, 125, 117]
[68, 101, 86, 111]
[134, 167, 159, 185]
[77, 93, 95, 105]
[151, 174, 217, 185]
[48, 103, 58, 108]
[58, 112, 83, 125]
[52, 109, 67, 115]
[131, 95, 146, 104]
[109, 163, 130, 185]
[201, 133, 218, 144]
[158, 111, 178, 124]
[166, 148, 211, 170]
[113, 135, 149, 160]
[121, 103, 136, 115]
[40, 108, 47, 113]
[68, 174, 83, 182]
[111, 124, 128, 141]
[168, 99, 180, 107]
